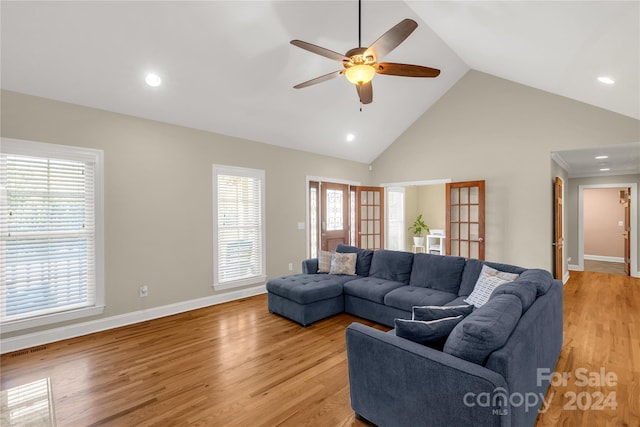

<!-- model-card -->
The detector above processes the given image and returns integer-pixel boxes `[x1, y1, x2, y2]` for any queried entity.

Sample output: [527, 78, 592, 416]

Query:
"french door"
[354, 186, 384, 250]
[446, 181, 485, 259]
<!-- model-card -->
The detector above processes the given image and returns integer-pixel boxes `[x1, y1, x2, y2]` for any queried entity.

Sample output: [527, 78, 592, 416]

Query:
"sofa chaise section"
[266, 273, 354, 326]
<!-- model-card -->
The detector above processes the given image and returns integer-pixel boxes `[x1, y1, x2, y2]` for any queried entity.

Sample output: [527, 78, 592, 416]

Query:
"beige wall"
[0, 90, 371, 339]
[372, 71, 640, 270]
[584, 188, 626, 258]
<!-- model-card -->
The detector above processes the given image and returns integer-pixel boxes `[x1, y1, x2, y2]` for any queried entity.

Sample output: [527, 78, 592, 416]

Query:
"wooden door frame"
[620, 188, 631, 276]
[577, 182, 638, 278]
[553, 177, 565, 281]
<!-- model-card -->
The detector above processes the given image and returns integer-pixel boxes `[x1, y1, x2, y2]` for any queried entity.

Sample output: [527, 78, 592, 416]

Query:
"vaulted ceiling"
[2, 1, 638, 169]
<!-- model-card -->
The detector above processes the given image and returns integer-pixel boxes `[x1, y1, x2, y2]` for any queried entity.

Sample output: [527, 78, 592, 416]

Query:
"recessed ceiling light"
[145, 73, 162, 87]
[600, 168, 610, 171]
[595, 155, 609, 159]
[346, 133, 355, 142]
[597, 76, 615, 85]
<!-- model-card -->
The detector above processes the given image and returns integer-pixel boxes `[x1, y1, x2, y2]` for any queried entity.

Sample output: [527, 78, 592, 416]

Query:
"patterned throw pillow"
[464, 265, 519, 308]
[317, 250, 332, 273]
[329, 252, 357, 275]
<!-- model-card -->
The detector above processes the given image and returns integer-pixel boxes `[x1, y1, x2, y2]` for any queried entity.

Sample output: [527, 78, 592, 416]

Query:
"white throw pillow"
[464, 265, 520, 308]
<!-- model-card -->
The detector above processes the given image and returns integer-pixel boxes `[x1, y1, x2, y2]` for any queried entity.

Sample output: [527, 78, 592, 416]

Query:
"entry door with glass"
[320, 182, 350, 252]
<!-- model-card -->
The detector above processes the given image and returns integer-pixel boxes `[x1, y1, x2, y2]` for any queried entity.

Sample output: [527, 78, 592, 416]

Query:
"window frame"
[0, 138, 105, 332]
[212, 164, 266, 291]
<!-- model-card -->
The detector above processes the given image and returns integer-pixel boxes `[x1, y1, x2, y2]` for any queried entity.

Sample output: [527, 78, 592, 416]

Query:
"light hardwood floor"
[1, 271, 638, 426]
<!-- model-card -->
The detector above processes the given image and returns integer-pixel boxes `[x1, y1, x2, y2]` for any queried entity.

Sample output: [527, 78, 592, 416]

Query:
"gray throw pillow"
[395, 316, 464, 345]
[412, 304, 474, 321]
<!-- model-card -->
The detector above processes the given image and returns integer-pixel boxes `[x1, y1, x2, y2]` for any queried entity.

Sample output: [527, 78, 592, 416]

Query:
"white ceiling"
[2, 1, 639, 167]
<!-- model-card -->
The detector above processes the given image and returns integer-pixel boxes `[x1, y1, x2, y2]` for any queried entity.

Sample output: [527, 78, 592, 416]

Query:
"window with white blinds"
[0, 139, 104, 331]
[212, 165, 265, 290]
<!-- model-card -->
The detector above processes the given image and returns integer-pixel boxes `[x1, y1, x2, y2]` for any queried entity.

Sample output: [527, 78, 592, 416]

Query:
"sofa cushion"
[491, 280, 537, 312]
[343, 277, 407, 304]
[368, 250, 414, 284]
[517, 269, 554, 296]
[395, 316, 463, 345]
[266, 274, 352, 305]
[317, 250, 332, 273]
[458, 258, 527, 297]
[443, 294, 523, 365]
[412, 304, 474, 321]
[329, 252, 357, 275]
[336, 244, 374, 277]
[383, 286, 458, 312]
[464, 265, 520, 308]
[409, 253, 466, 294]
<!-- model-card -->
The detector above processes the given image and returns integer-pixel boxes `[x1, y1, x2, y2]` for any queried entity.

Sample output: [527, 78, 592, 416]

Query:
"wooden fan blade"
[364, 19, 418, 61]
[377, 62, 441, 78]
[356, 82, 373, 104]
[293, 70, 343, 89]
[290, 40, 349, 62]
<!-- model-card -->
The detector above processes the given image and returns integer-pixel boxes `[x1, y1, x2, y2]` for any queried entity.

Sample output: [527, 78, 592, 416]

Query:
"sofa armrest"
[346, 323, 510, 427]
[302, 258, 318, 274]
[484, 279, 563, 427]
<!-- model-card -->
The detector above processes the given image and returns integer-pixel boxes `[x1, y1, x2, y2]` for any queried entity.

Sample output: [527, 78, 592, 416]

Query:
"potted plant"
[408, 214, 430, 246]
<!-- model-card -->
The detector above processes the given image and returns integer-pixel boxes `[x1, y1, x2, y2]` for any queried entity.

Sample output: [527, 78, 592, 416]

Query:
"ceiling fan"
[290, 0, 440, 106]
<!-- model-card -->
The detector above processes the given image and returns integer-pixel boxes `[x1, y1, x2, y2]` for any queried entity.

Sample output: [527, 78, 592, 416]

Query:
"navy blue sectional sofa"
[266, 244, 563, 427]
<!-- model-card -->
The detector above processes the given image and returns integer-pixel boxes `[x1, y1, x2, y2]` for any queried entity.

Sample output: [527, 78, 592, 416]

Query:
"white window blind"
[213, 165, 265, 290]
[1, 139, 104, 330]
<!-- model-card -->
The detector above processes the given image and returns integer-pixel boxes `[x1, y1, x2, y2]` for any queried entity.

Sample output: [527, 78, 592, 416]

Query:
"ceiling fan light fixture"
[345, 64, 376, 85]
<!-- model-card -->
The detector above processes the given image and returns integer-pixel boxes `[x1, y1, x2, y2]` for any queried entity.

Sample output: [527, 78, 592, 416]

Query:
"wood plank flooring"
[1, 271, 639, 426]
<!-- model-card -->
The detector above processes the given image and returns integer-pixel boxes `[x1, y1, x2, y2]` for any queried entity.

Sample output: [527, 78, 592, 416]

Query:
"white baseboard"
[563, 271, 570, 285]
[0, 285, 266, 354]
[568, 264, 582, 271]
[584, 255, 624, 263]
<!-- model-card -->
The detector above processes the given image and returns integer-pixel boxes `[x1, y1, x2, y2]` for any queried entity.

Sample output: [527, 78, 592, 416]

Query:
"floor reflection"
[1, 378, 55, 426]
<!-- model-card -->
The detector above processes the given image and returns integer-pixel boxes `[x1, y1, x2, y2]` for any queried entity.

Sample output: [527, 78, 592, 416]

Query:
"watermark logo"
[462, 367, 618, 415]
[537, 367, 618, 411]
